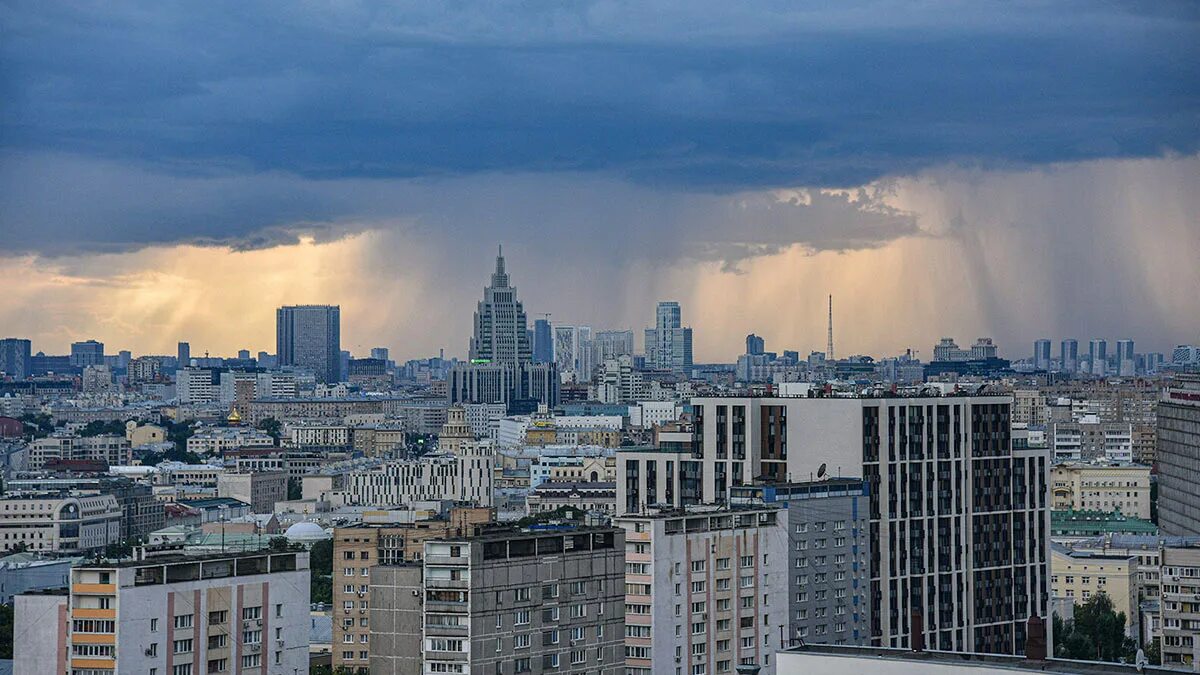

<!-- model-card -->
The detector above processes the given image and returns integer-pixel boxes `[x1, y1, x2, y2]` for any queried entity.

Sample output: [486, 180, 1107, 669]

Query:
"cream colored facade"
[1050, 546, 1138, 636]
[1050, 463, 1151, 519]
[125, 422, 166, 447]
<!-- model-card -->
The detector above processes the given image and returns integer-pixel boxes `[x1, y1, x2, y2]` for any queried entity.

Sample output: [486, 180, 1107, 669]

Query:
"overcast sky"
[1, 1, 1198, 360]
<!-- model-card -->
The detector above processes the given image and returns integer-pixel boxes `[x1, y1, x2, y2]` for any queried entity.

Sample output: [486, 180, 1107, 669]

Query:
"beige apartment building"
[1050, 544, 1138, 636]
[1050, 462, 1151, 519]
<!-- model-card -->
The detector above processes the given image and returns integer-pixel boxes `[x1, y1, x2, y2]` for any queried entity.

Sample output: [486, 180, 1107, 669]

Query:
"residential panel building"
[617, 506, 788, 675]
[14, 549, 310, 674]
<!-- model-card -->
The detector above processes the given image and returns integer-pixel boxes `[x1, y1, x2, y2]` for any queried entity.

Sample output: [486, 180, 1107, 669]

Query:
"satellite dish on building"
[817, 463, 827, 479]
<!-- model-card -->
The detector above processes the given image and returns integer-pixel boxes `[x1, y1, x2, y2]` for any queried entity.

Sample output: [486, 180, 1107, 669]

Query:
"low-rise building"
[186, 426, 274, 455]
[28, 434, 132, 470]
[1050, 462, 1152, 519]
[0, 552, 76, 603]
[336, 447, 495, 508]
[0, 492, 122, 554]
[526, 481, 617, 516]
[1050, 544, 1139, 636]
[217, 470, 288, 514]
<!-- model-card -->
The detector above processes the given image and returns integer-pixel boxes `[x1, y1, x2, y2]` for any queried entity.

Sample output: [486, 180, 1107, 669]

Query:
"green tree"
[287, 477, 303, 501]
[78, 419, 127, 437]
[0, 602, 13, 659]
[1144, 637, 1161, 665]
[20, 412, 55, 438]
[1053, 593, 1137, 663]
[309, 538, 333, 604]
[257, 417, 282, 445]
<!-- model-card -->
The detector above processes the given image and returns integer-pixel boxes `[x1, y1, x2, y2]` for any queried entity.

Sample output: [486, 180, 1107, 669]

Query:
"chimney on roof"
[1025, 615, 1047, 661]
[910, 612, 925, 652]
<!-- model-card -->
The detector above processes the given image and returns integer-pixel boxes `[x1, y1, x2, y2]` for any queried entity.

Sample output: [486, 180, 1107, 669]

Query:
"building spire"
[491, 244, 510, 288]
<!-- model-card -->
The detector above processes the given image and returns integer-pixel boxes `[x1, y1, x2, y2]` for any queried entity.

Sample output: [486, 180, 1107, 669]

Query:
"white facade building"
[337, 446, 495, 508]
[617, 505, 789, 675]
[0, 493, 122, 554]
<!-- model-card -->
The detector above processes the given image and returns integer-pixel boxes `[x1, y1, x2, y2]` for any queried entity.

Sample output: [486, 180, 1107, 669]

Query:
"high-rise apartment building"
[644, 301, 693, 373]
[178, 341, 191, 366]
[0, 337, 32, 379]
[1116, 339, 1136, 376]
[1033, 340, 1051, 371]
[1159, 546, 1200, 668]
[332, 507, 494, 673]
[733, 480, 873, 647]
[70, 339, 104, 368]
[1157, 375, 1200, 537]
[617, 505, 787, 675]
[1060, 339, 1079, 373]
[1089, 339, 1108, 376]
[14, 549, 310, 674]
[686, 394, 1049, 655]
[416, 527, 626, 675]
[277, 304, 342, 383]
[747, 333, 766, 356]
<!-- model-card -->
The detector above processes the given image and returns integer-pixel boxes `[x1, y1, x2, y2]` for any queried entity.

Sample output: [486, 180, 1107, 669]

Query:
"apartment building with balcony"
[331, 507, 494, 673]
[616, 505, 788, 675]
[14, 549, 310, 674]
[415, 526, 626, 675]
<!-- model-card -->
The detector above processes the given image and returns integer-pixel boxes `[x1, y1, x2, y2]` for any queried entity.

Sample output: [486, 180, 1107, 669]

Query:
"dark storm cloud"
[0, 1, 1197, 255]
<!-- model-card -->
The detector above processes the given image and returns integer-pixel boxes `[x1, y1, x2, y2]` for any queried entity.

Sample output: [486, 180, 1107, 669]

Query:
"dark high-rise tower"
[469, 246, 532, 368]
[0, 338, 32, 380]
[745, 333, 765, 356]
[1060, 339, 1079, 373]
[277, 305, 342, 383]
[532, 317, 554, 364]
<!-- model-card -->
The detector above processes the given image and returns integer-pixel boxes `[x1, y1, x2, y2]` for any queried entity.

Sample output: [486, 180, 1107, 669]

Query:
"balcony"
[72, 633, 116, 645]
[72, 608, 116, 620]
[72, 583, 116, 595]
[425, 554, 468, 565]
[425, 650, 469, 662]
[426, 578, 470, 590]
[424, 623, 469, 637]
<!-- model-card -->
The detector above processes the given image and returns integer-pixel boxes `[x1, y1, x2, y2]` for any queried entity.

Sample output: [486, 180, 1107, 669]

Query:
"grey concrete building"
[733, 479, 873, 647]
[369, 564, 424, 675]
[1157, 375, 1200, 537]
[419, 527, 626, 674]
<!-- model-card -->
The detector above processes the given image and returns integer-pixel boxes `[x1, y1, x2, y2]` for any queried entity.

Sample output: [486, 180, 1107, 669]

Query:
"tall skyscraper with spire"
[469, 246, 532, 368]
[453, 246, 557, 413]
